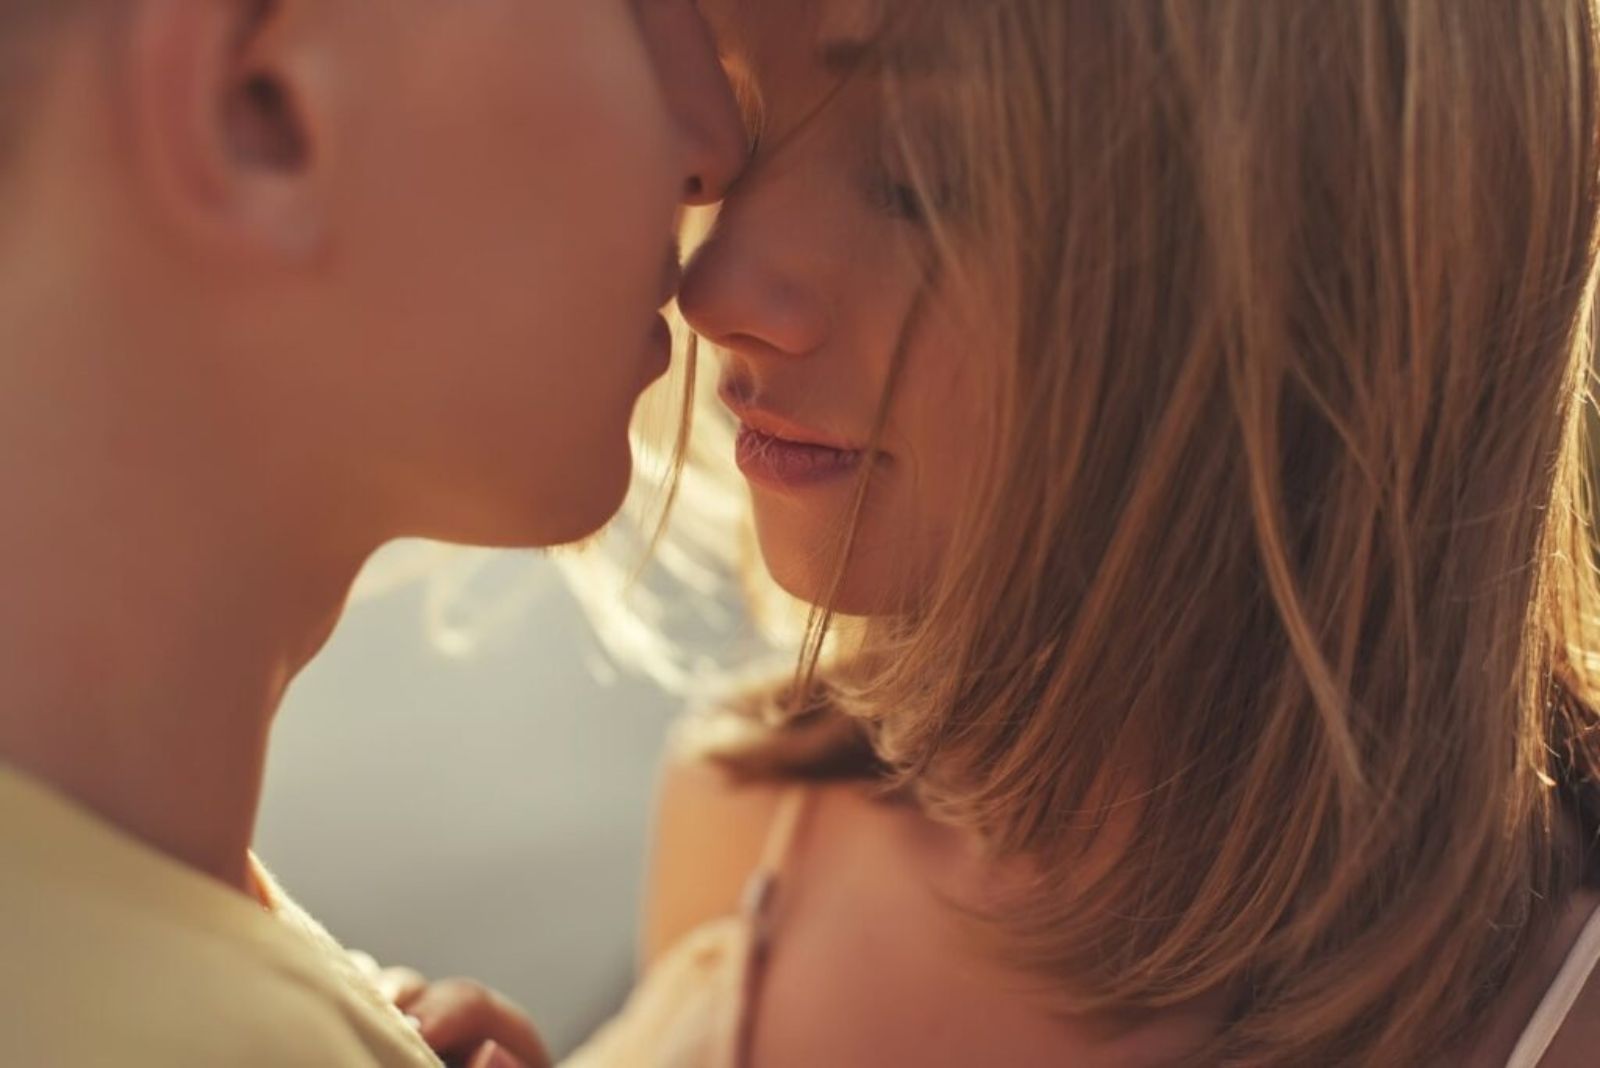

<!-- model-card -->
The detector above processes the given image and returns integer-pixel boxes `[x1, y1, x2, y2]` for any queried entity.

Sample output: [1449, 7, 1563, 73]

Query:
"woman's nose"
[679, 224, 831, 360]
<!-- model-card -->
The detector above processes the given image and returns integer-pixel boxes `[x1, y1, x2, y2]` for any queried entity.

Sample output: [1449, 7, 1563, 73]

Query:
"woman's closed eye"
[864, 115, 959, 227]
[865, 168, 930, 223]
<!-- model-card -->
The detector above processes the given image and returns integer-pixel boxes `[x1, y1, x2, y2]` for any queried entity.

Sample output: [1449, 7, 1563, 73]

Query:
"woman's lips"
[720, 383, 871, 488]
[735, 423, 863, 489]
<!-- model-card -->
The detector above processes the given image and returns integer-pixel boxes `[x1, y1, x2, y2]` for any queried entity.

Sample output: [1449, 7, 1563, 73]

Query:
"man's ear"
[120, 0, 326, 263]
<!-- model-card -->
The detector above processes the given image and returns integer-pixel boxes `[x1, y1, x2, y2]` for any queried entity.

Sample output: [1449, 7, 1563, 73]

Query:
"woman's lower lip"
[735, 425, 863, 489]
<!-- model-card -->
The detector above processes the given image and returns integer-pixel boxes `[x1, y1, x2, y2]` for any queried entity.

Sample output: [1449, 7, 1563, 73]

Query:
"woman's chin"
[757, 542, 895, 619]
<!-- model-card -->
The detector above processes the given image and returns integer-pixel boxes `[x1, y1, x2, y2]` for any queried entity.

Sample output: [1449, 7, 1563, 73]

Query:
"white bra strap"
[1505, 901, 1600, 1068]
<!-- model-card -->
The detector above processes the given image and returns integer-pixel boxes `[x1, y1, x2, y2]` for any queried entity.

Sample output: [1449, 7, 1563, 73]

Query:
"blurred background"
[256, 544, 690, 1059]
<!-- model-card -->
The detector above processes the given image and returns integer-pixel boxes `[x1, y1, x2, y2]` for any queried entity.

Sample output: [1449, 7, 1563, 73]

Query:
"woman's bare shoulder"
[1456, 889, 1600, 1068]
[1540, 987, 1600, 1067]
[637, 749, 794, 971]
[1533, 890, 1600, 1068]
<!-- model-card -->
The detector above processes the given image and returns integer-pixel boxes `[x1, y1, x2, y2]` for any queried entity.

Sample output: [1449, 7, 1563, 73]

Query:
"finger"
[410, 980, 550, 1068]
[376, 966, 430, 1010]
[348, 951, 384, 980]
[414, 984, 548, 1068]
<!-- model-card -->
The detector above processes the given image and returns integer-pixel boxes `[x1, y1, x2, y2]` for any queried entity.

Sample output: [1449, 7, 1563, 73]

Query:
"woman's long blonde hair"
[671, 1, 1600, 1063]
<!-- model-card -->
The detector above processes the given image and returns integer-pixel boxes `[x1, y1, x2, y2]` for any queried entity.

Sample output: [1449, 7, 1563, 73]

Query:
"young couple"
[5, 2, 1600, 1066]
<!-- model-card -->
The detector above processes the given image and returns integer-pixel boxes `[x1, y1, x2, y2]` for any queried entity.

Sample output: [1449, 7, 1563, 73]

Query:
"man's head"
[0, 0, 745, 550]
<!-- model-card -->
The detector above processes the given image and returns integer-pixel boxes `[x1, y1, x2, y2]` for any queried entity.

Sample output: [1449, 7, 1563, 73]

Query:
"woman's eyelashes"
[865, 168, 930, 223]
[865, 124, 957, 226]
[865, 147, 958, 226]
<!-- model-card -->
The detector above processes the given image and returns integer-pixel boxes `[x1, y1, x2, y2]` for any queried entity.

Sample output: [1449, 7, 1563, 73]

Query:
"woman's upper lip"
[718, 387, 863, 453]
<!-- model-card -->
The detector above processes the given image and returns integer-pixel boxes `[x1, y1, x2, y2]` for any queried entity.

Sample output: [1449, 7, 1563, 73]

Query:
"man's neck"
[0, 339, 369, 898]
[0, 507, 364, 896]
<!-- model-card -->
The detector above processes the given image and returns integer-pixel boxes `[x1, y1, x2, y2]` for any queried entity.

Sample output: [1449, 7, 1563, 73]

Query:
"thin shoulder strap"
[1505, 902, 1600, 1068]
[740, 786, 813, 937]
[759, 787, 812, 880]
[731, 785, 814, 1068]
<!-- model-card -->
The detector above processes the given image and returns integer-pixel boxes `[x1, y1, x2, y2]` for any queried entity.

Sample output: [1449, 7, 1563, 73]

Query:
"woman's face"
[681, 0, 985, 613]
[294, 0, 746, 548]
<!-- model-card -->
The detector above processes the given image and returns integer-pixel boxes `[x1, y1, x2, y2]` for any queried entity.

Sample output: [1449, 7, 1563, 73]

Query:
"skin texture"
[0, 0, 743, 907]
[679, 0, 987, 614]
[293, 0, 734, 548]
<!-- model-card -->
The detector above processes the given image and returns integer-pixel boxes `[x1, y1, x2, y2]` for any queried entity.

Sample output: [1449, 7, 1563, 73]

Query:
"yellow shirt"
[0, 767, 444, 1067]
